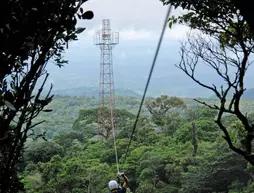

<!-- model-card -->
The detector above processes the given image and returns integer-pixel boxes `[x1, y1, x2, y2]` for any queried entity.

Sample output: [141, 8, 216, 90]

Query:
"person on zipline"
[108, 172, 129, 193]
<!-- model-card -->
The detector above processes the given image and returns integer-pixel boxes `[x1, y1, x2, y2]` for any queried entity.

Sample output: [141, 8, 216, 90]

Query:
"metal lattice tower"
[95, 19, 119, 139]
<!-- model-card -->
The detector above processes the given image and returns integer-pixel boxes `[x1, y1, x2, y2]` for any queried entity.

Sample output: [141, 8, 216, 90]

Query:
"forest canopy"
[21, 95, 254, 193]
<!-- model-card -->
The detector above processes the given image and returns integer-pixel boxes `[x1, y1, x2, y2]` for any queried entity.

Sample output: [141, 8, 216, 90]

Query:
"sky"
[46, 0, 254, 97]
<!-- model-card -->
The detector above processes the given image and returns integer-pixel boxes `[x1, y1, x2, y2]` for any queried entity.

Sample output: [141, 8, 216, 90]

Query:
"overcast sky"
[46, 0, 254, 97]
[78, 0, 189, 44]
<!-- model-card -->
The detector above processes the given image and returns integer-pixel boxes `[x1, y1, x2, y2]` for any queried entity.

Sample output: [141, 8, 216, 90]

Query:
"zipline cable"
[123, 5, 172, 164]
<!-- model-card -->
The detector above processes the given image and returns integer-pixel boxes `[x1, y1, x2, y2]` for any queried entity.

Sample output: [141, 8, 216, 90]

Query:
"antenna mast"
[95, 19, 119, 139]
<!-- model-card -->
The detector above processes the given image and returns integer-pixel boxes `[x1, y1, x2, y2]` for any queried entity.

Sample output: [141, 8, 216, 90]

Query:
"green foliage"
[72, 107, 136, 140]
[24, 140, 64, 164]
[146, 95, 185, 119]
[136, 184, 156, 193]
[163, 0, 254, 166]
[146, 95, 186, 136]
[0, 0, 93, 190]
[21, 96, 254, 193]
[175, 119, 218, 143]
[163, 0, 254, 46]
[181, 152, 250, 193]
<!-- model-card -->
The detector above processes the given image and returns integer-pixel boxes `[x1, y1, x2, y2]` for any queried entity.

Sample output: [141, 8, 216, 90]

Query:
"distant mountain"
[208, 88, 254, 100]
[243, 88, 254, 100]
[52, 86, 140, 97]
[53, 87, 97, 97]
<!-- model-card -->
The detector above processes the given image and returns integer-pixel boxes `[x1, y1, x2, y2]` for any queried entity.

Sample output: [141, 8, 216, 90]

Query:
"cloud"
[165, 25, 189, 41]
[120, 29, 154, 40]
[82, 0, 167, 30]
[119, 24, 189, 41]
[82, 24, 189, 42]
[83, 28, 155, 41]
[76, 0, 190, 43]
[119, 51, 127, 59]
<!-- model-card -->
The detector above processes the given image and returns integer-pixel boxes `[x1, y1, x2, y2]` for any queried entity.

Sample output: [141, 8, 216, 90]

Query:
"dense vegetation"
[0, 0, 93, 191]
[21, 95, 254, 193]
[163, 0, 254, 165]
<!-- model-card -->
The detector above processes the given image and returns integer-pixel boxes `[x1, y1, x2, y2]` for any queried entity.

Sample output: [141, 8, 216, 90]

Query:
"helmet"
[108, 180, 119, 190]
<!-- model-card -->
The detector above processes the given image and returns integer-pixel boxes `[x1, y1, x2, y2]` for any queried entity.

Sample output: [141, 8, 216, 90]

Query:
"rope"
[109, 44, 120, 173]
[123, 5, 172, 163]
[110, 105, 120, 173]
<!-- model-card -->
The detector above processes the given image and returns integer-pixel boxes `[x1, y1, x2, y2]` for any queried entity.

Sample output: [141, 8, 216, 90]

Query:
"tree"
[0, 0, 93, 192]
[162, 0, 254, 164]
[73, 108, 135, 140]
[181, 151, 250, 193]
[146, 95, 185, 134]
[186, 106, 218, 156]
[191, 122, 198, 157]
[54, 131, 86, 150]
[231, 0, 254, 32]
[24, 141, 64, 164]
[146, 96, 185, 119]
[162, 0, 254, 35]
[135, 151, 182, 193]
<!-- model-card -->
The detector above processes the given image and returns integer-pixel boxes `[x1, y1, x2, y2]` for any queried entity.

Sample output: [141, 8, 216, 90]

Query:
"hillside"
[33, 95, 141, 138]
[34, 95, 254, 138]
[22, 95, 254, 193]
[243, 88, 254, 100]
[53, 87, 140, 97]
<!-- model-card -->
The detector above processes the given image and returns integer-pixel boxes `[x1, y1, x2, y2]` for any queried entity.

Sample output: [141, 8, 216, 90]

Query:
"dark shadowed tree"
[231, 0, 254, 32]
[0, 0, 93, 192]
[24, 141, 64, 164]
[161, 0, 254, 164]
[161, 0, 254, 32]
[181, 152, 250, 193]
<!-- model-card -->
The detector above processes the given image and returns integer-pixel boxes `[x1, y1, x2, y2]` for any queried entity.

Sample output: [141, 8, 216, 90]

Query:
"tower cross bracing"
[95, 19, 119, 139]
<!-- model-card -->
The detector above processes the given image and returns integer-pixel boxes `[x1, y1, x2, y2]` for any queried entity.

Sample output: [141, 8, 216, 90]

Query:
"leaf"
[75, 27, 86, 34]
[4, 100, 16, 111]
[43, 109, 53, 112]
[31, 8, 38, 11]
[82, 11, 94, 20]
[80, 7, 84, 14]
